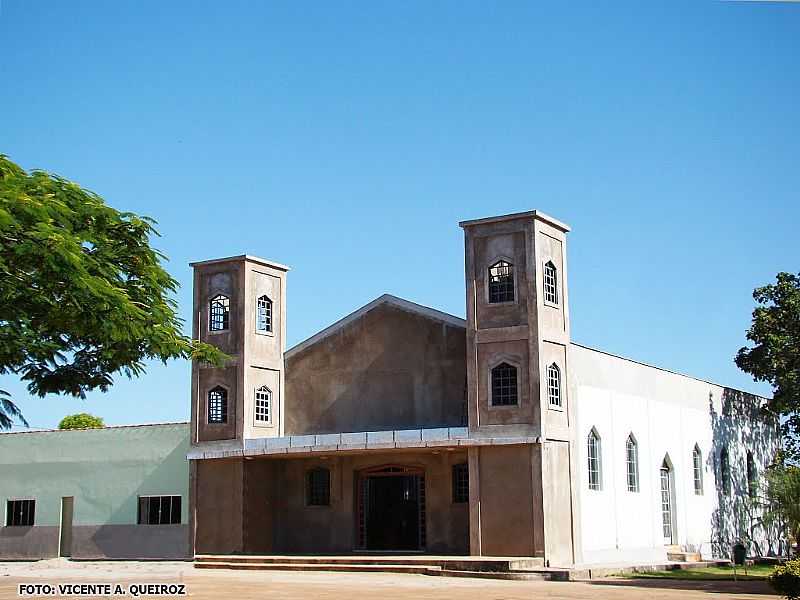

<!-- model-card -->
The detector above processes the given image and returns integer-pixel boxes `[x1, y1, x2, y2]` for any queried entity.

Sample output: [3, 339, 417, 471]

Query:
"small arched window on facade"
[720, 447, 731, 496]
[256, 295, 273, 333]
[488, 260, 514, 303]
[254, 385, 271, 424]
[747, 451, 757, 498]
[587, 428, 602, 491]
[543, 261, 558, 305]
[547, 363, 562, 408]
[208, 386, 228, 424]
[625, 434, 639, 492]
[693, 444, 703, 495]
[209, 294, 230, 331]
[306, 467, 331, 506]
[491, 362, 518, 406]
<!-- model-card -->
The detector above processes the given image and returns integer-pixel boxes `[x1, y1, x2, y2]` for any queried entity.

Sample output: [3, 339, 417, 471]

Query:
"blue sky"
[1, 1, 798, 429]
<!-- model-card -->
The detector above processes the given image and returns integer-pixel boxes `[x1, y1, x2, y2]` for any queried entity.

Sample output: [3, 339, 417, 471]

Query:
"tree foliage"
[736, 272, 800, 460]
[762, 462, 800, 555]
[58, 413, 104, 430]
[0, 155, 225, 429]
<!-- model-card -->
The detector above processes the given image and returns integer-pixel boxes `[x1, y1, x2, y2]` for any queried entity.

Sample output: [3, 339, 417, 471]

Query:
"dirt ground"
[0, 559, 776, 599]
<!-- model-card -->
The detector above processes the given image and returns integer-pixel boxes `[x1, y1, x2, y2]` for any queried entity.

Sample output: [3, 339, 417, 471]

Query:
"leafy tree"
[58, 413, 104, 430]
[762, 462, 800, 556]
[0, 155, 225, 429]
[736, 272, 800, 460]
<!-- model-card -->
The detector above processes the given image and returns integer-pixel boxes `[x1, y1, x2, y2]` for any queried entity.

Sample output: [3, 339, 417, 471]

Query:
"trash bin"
[733, 543, 747, 565]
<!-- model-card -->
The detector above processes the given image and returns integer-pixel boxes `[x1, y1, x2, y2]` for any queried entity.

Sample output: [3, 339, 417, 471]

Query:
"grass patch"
[625, 564, 774, 581]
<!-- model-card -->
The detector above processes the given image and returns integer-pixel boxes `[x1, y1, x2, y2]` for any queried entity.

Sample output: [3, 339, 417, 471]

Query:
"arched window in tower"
[588, 428, 602, 490]
[626, 434, 639, 492]
[490, 362, 518, 406]
[254, 385, 272, 424]
[208, 386, 228, 424]
[720, 447, 731, 496]
[747, 451, 757, 498]
[209, 294, 230, 331]
[543, 261, 558, 305]
[547, 363, 562, 408]
[488, 260, 514, 303]
[256, 295, 273, 333]
[693, 444, 704, 495]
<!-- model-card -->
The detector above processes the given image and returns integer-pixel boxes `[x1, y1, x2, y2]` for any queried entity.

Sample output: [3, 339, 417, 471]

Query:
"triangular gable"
[285, 294, 465, 360]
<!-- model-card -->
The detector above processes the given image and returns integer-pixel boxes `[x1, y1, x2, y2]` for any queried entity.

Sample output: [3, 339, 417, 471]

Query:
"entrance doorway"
[357, 466, 426, 551]
[59, 497, 74, 557]
[660, 458, 676, 545]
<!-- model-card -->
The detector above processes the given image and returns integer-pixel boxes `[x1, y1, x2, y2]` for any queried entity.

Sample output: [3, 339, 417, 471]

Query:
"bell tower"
[189, 255, 289, 446]
[460, 210, 578, 564]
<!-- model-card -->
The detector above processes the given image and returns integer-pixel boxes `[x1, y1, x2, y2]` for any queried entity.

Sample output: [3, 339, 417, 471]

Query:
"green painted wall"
[0, 423, 190, 527]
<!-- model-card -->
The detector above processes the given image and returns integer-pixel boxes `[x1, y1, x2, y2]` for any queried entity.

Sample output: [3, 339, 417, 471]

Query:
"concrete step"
[667, 552, 702, 563]
[194, 560, 562, 580]
[194, 554, 544, 572]
[195, 561, 443, 575]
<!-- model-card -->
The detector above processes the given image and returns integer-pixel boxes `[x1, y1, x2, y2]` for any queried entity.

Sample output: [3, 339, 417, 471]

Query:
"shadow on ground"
[590, 577, 775, 596]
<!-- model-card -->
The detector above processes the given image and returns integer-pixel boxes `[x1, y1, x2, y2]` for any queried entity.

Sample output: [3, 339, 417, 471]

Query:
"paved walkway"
[0, 560, 775, 599]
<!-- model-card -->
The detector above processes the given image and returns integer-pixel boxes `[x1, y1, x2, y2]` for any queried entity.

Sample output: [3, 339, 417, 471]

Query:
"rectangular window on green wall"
[6, 499, 35, 526]
[137, 496, 181, 525]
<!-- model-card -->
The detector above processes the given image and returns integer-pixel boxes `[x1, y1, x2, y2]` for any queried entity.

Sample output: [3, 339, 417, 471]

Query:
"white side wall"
[570, 343, 780, 564]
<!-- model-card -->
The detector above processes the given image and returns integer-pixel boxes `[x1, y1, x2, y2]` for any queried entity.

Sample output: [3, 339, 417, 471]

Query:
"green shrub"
[58, 413, 104, 430]
[769, 560, 800, 600]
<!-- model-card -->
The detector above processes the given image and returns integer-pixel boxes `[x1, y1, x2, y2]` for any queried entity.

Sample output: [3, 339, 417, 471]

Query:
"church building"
[187, 210, 780, 565]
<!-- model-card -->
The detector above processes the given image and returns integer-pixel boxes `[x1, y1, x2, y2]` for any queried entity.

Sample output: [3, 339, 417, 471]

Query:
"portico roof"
[187, 427, 540, 460]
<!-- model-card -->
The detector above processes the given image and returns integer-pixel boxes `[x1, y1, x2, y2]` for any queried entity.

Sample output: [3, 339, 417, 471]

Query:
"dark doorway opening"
[358, 466, 426, 551]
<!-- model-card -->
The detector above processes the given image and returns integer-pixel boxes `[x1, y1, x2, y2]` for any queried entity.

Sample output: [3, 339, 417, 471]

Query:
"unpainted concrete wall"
[233, 450, 469, 555]
[285, 303, 466, 435]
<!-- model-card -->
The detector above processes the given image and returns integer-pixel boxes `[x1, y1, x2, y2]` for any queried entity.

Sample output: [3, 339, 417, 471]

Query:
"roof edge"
[285, 294, 466, 360]
[189, 255, 290, 271]
[570, 341, 769, 399]
[459, 209, 570, 232]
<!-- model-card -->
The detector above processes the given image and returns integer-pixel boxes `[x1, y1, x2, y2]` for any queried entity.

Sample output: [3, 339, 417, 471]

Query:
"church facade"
[187, 210, 780, 565]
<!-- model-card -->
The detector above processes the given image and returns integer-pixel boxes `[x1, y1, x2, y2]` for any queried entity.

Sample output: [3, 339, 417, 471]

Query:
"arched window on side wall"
[625, 434, 639, 492]
[547, 363, 561, 408]
[543, 261, 558, 305]
[256, 295, 273, 333]
[720, 447, 731, 496]
[747, 451, 757, 498]
[693, 445, 703, 495]
[207, 386, 228, 424]
[588, 428, 602, 491]
[488, 260, 514, 303]
[209, 294, 230, 331]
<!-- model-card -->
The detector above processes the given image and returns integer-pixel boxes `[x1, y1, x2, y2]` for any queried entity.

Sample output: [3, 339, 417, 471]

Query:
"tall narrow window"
[209, 294, 230, 331]
[547, 363, 562, 408]
[720, 447, 730, 496]
[693, 445, 704, 495]
[588, 428, 602, 490]
[256, 295, 273, 333]
[306, 468, 331, 506]
[488, 260, 514, 303]
[626, 434, 639, 492]
[255, 385, 271, 424]
[452, 463, 469, 503]
[543, 261, 558, 305]
[491, 362, 518, 406]
[208, 386, 228, 424]
[747, 451, 757, 498]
